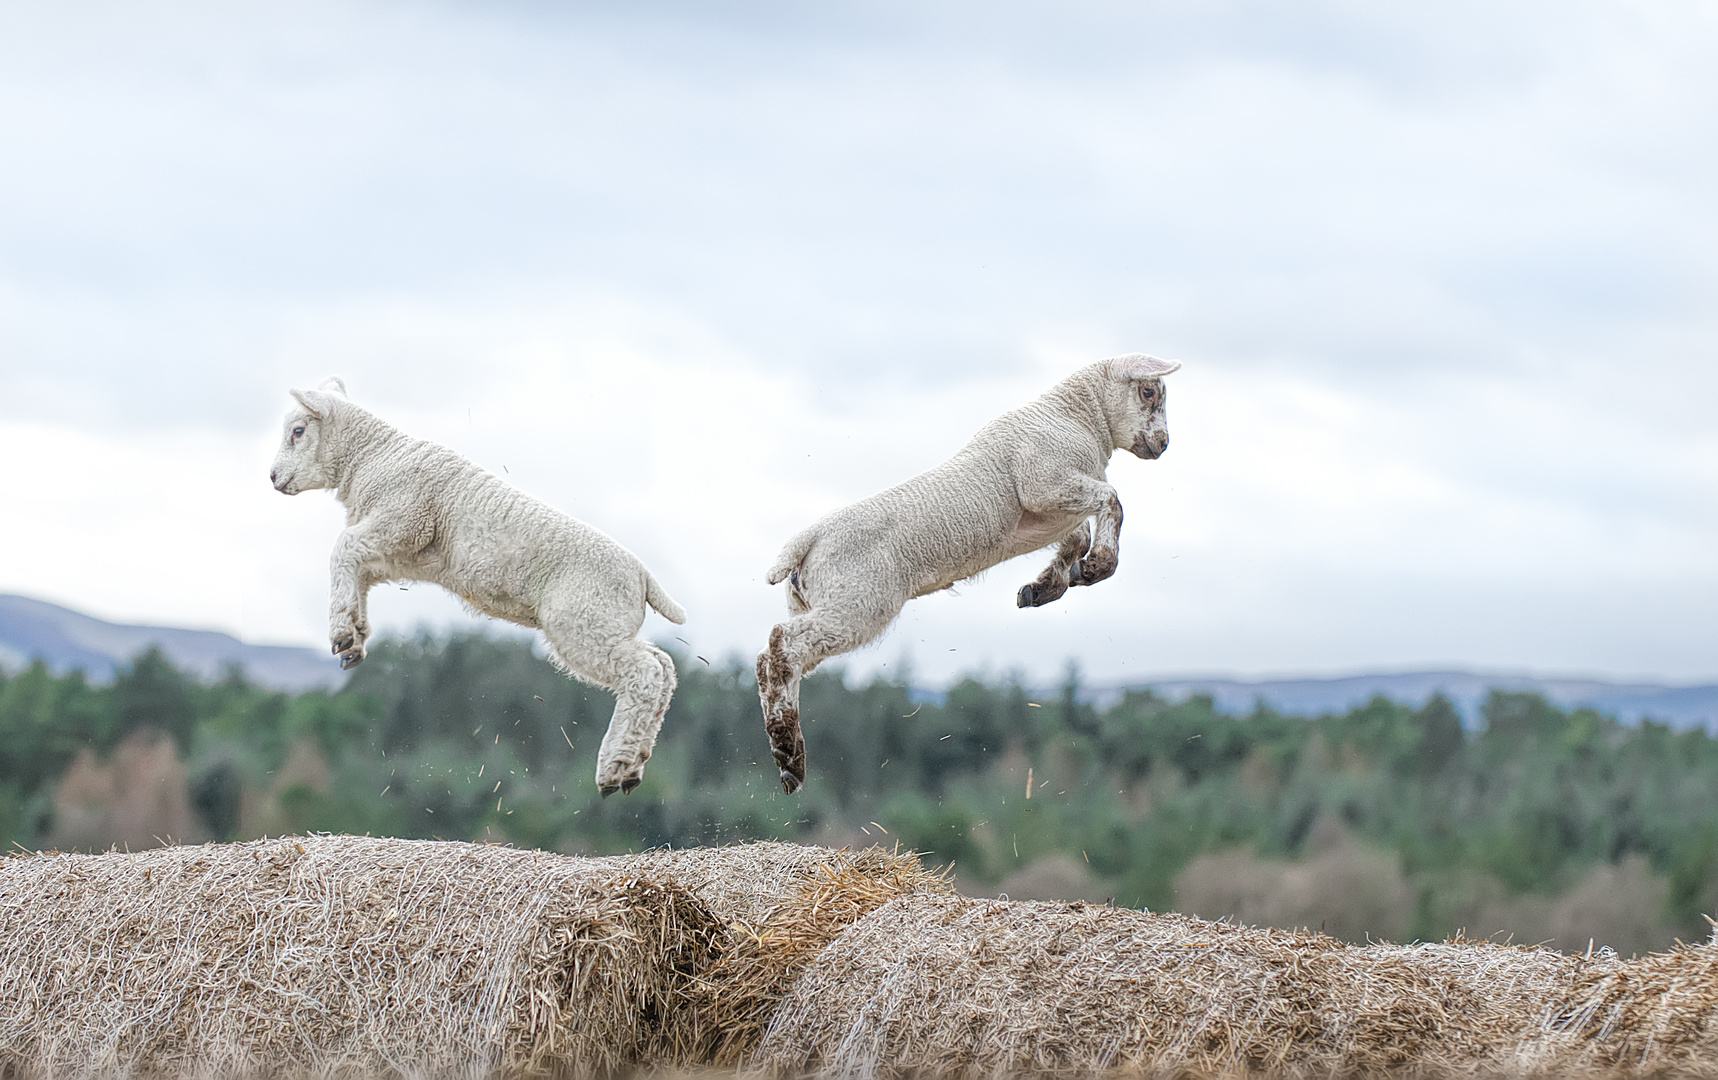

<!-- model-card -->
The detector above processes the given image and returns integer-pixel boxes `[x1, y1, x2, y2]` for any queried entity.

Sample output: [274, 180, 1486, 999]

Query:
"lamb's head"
[269, 377, 348, 495]
[1102, 353, 1180, 460]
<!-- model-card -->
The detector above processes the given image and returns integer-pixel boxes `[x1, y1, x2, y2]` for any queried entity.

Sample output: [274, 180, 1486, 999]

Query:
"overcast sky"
[1, 1, 1714, 687]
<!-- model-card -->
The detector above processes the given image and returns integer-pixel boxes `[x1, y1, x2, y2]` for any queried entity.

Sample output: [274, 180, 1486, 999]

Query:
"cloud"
[0, 1, 1714, 683]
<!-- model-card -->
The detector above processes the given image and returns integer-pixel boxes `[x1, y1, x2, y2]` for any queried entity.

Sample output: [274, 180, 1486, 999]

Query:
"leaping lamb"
[269, 378, 685, 796]
[755, 353, 1181, 793]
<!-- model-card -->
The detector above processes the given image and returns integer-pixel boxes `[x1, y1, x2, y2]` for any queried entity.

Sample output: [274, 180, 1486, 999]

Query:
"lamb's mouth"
[1131, 434, 1167, 460]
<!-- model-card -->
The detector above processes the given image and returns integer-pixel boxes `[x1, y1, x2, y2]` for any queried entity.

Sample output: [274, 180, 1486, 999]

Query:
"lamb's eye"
[292, 426, 305, 438]
[1139, 387, 1156, 403]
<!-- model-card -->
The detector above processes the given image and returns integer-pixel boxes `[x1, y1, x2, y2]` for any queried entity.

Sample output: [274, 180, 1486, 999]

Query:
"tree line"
[4, 633, 1718, 944]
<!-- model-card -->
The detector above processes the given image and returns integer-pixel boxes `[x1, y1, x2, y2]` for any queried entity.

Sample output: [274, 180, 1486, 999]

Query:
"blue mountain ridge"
[0, 594, 341, 692]
[5, 594, 1715, 727]
[1098, 671, 1718, 730]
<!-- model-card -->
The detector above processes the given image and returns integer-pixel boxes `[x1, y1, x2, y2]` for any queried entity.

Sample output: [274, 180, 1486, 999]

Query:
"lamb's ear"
[290, 389, 328, 418]
[1109, 353, 1182, 380]
[318, 376, 348, 396]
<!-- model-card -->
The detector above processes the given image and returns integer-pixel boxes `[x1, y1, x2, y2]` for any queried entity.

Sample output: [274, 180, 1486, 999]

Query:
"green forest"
[4, 633, 1718, 951]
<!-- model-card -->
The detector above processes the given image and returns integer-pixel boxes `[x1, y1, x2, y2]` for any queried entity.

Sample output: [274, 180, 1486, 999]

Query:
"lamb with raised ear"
[269, 377, 686, 796]
[755, 353, 1180, 793]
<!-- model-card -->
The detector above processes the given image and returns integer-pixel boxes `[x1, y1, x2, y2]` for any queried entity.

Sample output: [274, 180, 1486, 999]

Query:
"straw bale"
[607, 842, 948, 1067]
[0, 834, 720, 1079]
[752, 893, 1594, 1079]
[1521, 936, 1718, 1077]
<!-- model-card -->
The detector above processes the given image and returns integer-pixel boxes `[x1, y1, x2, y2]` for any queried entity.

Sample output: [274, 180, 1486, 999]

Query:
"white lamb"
[269, 378, 686, 796]
[755, 353, 1181, 792]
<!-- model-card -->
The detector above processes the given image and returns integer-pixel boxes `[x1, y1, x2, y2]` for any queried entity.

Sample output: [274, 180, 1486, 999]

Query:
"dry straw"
[602, 840, 940, 928]
[751, 893, 1598, 1080]
[0, 834, 720, 1079]
[608, 841, 949, 1067]
[1522, 933, 1718, 1077]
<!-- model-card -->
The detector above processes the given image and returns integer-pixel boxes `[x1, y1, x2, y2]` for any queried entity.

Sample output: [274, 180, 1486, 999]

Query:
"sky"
[0, 1, 1714, 687]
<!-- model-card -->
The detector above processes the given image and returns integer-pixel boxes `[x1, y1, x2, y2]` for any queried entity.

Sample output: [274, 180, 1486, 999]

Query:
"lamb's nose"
[269, 471, 278, 484]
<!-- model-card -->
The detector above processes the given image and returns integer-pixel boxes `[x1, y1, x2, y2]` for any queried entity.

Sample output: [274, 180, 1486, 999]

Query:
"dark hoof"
[331, 637, 352, 655]
[1019, 579, 1067, 608]
[620, 777, 641, 795]
[598, 783, 619, 798]
[771, 742, 805, 793]
[338, 650, 365, 670]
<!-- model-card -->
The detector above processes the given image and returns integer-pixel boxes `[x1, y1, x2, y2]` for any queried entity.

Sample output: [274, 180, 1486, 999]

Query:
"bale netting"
[750, 893, 1596, 1079]
[1521, 935, 1718, 1077]
[0, 834, 721, 1079]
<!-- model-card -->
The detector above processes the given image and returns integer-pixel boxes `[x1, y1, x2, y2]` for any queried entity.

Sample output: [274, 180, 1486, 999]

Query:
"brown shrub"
[969, 853, 1114, 903]
[238, 739, 333, 837]
[48, 730, 203, 851]
[1173, 823, 1413, 944]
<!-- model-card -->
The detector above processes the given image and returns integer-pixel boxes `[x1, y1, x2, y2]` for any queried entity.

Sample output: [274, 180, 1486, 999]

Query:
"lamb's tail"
[644, 572, 687, 625]
[765, 528, 818, 586]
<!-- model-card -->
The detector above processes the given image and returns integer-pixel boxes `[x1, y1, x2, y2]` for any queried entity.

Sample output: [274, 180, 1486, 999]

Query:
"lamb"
[755, 353, 1180, 793]
[269, 378, 686, 796]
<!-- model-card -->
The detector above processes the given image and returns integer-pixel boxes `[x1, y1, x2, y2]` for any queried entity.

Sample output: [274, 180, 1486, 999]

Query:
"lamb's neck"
[332, 407, 410, 510]
[1043, 368, 1115, 457]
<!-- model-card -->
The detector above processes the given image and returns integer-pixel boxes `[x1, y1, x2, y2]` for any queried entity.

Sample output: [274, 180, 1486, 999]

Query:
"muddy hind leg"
[756, 602, 898, 794]
[755, 625, 805, 794]
[1017, 522, 1092, 608]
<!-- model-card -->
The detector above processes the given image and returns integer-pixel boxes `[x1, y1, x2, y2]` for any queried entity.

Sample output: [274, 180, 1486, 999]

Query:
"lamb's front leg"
[1071, 488, 1124, 588]
[328, 525, 386, 669]
[1017, 473, 1124, 592]
[1017, 522, 1091, 608]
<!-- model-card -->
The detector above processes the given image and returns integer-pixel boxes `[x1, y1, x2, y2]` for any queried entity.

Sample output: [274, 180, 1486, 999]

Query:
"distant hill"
[0, 594, 342, 692]
[1120, 671, 1718, 730]
[4, 593, 1714, 727]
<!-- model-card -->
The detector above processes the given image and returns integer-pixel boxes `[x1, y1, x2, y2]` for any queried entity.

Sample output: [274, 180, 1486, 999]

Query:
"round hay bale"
[607, 842, 949, 1067]
[0, 834, 720, 1079]
[751, 893, 1590, 1079]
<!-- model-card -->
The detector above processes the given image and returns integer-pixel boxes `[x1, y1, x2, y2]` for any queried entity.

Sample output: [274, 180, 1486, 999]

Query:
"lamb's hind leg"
[757, 599, 899, 794]
[589, 639, 675, 796]
[1017, 523, 1092, 608]
[542, 624, 673, 797]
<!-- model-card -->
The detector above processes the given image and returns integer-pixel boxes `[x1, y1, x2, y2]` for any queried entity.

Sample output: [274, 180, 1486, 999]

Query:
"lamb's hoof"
[1071, 548, 1118, 587]
[770, 736, 805, 795]
[598, 782, 620, 798]
[337, 649, 365, 670]
[620, 777, 641, 795]
[331, 635, 354, 655]
[1019, 581, 1068, 608]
